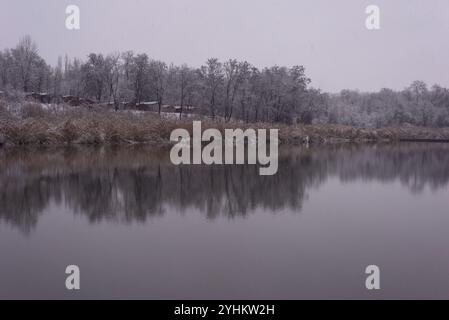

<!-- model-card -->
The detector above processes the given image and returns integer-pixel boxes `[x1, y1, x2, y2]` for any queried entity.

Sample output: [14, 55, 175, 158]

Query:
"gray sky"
[0, 0, 448, 92]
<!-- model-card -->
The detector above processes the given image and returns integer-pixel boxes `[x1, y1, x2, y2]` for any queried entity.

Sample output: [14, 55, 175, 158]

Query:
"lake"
[0, 143, 448, 299]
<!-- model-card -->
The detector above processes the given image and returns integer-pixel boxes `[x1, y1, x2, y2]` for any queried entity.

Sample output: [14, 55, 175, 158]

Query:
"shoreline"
[1, 104, 449, 147]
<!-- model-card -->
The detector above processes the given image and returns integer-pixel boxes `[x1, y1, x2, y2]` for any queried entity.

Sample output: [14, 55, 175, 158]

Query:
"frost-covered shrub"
[21, 103, 48, 119]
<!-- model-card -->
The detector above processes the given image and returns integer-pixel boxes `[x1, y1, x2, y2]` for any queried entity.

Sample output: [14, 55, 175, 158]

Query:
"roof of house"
[137, 101, 158, 105]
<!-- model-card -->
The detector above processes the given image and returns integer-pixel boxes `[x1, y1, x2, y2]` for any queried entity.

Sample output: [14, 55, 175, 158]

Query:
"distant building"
[62, 95, 96, 107]
[25, 92, 52, 104]
[122, 101, 158, 111]
[136, 101, 159, 111]
[176, 106, 202, 113]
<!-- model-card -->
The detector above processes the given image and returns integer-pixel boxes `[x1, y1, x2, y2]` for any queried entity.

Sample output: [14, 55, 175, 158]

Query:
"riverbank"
[1, 102, 449, 146]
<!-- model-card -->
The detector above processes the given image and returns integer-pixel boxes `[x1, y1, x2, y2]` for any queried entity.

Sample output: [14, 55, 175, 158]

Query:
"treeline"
[328, 84, 449, 128]
[1, 36, 449, 127]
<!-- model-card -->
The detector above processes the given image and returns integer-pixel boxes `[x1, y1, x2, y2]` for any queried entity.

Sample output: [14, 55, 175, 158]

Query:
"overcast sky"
[0, 0, 448, 92]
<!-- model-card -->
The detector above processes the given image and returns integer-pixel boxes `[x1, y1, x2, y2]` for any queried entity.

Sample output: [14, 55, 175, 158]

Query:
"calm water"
[0, 143, 448, 299]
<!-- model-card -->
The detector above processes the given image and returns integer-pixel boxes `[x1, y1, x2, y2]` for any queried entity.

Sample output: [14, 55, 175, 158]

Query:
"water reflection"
[1, 143, 448, 233]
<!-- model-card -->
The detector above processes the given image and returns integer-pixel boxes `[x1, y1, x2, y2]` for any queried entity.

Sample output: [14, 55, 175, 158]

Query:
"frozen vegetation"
[1, 36, 449, 146]
[1, 101, 449, 147]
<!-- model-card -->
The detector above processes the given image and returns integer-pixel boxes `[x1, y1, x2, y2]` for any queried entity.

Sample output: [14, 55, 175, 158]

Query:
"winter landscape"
[1, 0, 449, 301]
[1, 36, 449, 146]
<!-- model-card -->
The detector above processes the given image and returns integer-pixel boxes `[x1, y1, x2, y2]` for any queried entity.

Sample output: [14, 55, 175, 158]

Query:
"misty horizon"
[1, 0, 449, 93]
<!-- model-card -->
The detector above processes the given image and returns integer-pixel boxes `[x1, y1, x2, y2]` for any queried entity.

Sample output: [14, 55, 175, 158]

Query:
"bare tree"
[170, 64, 194, 119]
[105, 53, 122, 110]
[130, 54, 150, 105]
[149, 60, 168, 115]
[223, 60, 251, 122]
[12, 35, 38, 92]
[199, 58, 224, 120]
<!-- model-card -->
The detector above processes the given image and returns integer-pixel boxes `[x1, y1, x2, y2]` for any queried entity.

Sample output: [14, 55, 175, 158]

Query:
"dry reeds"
[1, 102, 449, 147]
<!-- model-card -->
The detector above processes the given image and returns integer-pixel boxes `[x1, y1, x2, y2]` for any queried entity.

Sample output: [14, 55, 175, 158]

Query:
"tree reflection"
[0, 143, 448, 233]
